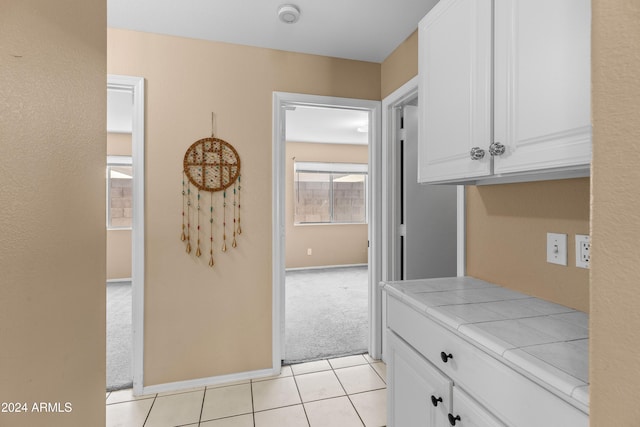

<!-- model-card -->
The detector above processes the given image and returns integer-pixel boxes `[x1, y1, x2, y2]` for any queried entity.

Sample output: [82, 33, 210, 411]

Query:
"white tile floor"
[106, 354, 387, 427]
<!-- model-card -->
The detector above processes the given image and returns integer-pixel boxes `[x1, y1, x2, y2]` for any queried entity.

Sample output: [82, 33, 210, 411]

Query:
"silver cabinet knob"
[489, 142, 506, 156]
[470, 147, 485, 160]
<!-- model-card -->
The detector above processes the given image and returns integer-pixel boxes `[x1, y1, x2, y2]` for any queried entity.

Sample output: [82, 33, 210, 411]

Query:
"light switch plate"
[547, 233, 568, 266]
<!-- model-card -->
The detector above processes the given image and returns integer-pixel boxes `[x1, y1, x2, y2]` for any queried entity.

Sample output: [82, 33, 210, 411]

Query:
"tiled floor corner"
[106, 353, 387, 427]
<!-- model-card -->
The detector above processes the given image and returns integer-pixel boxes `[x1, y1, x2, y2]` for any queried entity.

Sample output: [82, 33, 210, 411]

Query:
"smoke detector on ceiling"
[278, 5, 301, 24]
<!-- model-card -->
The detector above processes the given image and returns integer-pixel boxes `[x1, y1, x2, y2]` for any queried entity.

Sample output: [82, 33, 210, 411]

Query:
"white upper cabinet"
[493, 0, 591, 175]
[418, 0, 591, 184]
[418, 0, 493, 183]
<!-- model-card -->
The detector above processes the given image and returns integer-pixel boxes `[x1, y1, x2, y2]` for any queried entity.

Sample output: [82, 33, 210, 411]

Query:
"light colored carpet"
[106, 282, 132, 391]
[284, 266, 368, 364]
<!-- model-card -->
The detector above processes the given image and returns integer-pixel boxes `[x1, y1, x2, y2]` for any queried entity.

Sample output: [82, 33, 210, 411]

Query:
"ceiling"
[108, 0, 437, 143]
[286, 106, 369, 145]
[107, 0, 439, 63]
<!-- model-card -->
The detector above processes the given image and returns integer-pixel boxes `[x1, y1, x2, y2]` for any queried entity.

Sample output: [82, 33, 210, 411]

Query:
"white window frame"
[294, 161, 369, 225]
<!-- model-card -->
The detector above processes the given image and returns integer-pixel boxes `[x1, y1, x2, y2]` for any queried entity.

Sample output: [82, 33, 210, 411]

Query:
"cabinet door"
[493, 0, 591, 175]
[448, 387, 506, 427]
[387, 330, 451, 427]
[418, 0, 492, 183]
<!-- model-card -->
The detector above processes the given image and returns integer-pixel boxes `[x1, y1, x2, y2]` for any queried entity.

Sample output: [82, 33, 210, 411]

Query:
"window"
[107, 156, 133, 229]
[294, 162, 368, 224]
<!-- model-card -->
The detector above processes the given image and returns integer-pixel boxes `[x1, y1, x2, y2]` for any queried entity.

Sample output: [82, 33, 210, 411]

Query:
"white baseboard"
[106, 278, 132, 285]
[285, 263, 367, 272]
[139, 367, 279, 396]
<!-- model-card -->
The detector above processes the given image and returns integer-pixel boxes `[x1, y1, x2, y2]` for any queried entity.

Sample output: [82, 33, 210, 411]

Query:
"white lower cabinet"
[386, 295, 588, 427]
[387, 331, 452, 427]
[388, 330, 503, 427]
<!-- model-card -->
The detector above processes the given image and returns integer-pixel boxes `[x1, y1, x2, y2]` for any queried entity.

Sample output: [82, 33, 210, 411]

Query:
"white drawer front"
[387, 296, 588, 427]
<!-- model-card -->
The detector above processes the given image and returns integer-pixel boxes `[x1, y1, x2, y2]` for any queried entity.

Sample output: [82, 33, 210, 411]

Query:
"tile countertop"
[381, 276, 589, 413]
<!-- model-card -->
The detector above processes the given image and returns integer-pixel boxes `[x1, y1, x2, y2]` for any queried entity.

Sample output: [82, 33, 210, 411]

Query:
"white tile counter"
[381, 276, 589, 413]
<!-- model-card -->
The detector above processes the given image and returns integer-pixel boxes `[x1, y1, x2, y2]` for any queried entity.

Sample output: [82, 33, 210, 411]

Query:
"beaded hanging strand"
[195, 189, 202, 257]
[208, 191, 215, 267]
[181, 172, 187, 242]
[221, 190, 227, 252]
[237, 175, 242, 235]
[186, 182, 192, 253]
[232, 181, 237, 248]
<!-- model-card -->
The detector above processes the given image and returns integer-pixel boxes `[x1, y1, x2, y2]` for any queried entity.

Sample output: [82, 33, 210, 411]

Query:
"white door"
[387, 331, 452, 427]
[418, 0, 493, 183]
[402, 105, 457, 280]
[493, 0, 591, 174]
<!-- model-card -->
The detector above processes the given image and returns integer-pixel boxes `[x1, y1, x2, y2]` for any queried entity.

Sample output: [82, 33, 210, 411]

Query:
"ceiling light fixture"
[278, 5, 301, 24]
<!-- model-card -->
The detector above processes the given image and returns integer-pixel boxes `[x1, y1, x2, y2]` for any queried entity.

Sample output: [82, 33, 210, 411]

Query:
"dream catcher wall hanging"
[181, 115, 241, 267]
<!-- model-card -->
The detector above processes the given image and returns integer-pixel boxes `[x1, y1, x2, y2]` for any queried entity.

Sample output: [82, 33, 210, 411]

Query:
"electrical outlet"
[547, 233, 567, 266]
[575, 235, 590, 269]
[307, 248, 312, 256]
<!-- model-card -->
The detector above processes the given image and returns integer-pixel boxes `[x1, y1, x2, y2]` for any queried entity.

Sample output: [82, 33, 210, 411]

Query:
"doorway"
[106, 75, 145, 394]
[272, 93, 382, 367]
[283, 109, 370, 362]
[380, 76, 464, 358]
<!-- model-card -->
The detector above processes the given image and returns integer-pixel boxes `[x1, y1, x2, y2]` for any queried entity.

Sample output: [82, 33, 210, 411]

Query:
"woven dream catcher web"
[181, 116, 241, 267]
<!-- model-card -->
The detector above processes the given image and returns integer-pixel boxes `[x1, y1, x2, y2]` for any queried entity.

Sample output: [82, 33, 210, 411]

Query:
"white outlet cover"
[575, 234, 590, 269]
[547, 233, 568, 266]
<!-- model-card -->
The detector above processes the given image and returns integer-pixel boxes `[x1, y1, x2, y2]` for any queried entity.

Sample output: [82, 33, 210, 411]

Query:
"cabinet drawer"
[387, 296, 588, 427]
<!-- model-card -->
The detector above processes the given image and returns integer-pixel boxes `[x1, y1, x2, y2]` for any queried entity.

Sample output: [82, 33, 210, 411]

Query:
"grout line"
[291, 368, 312, 426]
[141, 395, 156, 427]
[333, 362, 366, 427]
[198, 388, 207, 425]
[370, 363, 386, 384]
[253, 402, 306, 414]
[346, 393, 367, 427]
[250, 380, 256, 427]
[331, 362, 350, 397]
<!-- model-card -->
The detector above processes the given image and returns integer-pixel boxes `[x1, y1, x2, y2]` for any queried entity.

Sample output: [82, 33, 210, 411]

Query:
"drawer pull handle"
[448, 413, 461, 426]
[430, 395, 443, 407]
[440, 351, 453, 363]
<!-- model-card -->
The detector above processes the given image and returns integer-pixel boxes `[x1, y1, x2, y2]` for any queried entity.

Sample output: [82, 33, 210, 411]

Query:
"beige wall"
[381, 30, 418, 99]
[108, 29, 380, 386]
[466, 179, 590, 312]
[591, 0, 640, 423]
[107, 132, 132, 156]
[0, 1, 106, 426]
[286, 142, 368, 269]
[107, 230, 132, 280]
[107, 132, 133, 280]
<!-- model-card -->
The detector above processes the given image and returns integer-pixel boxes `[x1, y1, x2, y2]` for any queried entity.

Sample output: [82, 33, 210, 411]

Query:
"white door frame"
[107, 74, 145, 395]
[380, 77, 466, 358]
[272, 92, 382, 366]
